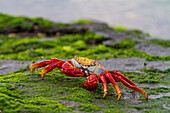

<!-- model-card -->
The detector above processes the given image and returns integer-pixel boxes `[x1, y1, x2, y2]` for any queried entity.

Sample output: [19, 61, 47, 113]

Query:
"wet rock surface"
[96, 57, 170, 72]
[149, 92, 170, 99]
[0, 60, 32, 74]
[135, 43, 170, 56]
[58, 100, 81, 107]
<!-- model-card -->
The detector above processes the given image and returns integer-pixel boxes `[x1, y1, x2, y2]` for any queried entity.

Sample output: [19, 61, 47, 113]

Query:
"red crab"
[30, 56, 148, 101]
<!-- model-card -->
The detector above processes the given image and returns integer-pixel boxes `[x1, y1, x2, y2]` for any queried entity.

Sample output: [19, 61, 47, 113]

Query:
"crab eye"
[75, 56, 77, 60]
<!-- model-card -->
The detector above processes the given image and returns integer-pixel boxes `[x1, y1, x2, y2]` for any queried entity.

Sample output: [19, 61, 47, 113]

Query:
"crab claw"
[30, 58, 66, 80]
[40, 60, 66, 80]
[30, 61, 51, 72]
[61, 63, 84, 77]
[84, 74, 98, 91]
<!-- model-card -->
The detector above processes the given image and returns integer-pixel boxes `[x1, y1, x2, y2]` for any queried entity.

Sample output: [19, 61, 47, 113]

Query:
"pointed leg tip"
[30, 64, 38, 72]
[30, 65, 33, 72]
[30, 68, 34, 72]
[142, 91, 148, 100]
[145, 94, 148, 101]
[117, 93, 121, 101]
[103, 91, 107, 99]
[41, 71, 46, 80]
[41, 73, 44, 80]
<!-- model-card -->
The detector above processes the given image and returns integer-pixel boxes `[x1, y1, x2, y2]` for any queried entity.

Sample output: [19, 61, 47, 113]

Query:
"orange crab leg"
[30, 61, 51, 72]
[109, 71, 136, 87]
[30, 58, 66, 80]
[41, 60, 65, 80]
[109, 71, 136, 92]
[100, 72, 108, 98]
[116, 76, 148, 100]
[106, 72, 121, 101]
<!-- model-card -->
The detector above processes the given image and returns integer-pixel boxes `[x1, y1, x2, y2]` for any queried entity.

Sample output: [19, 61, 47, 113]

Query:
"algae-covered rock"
[0, 13, 170, 112]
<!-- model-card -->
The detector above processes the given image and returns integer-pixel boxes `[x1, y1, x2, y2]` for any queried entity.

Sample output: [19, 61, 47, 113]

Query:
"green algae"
[124, 69, 169, 84]
[112, 38, 140, 49]
[0, 66, 169, 112]
[112, 25, 128, 32]
[0, 13, 170, 113]
[142, 67, 170, 73]
[120, 68, 170, 100]
[29, 17, 53, 28]
[78, 104, 100, 112]
[127, 29, 143, 36]
[0, 13, 169, 61]
[0, 35, 169, 61]
[0, 13, 54, 30]
[55, 22, 69, 27]
[0, 72, 74, 112]
[147, 39, 170, 48]
[71, 40, 87, 50]
[128, 96, 170, 113]
[72, 19, 92, 24]
[142, 86, 170, 95]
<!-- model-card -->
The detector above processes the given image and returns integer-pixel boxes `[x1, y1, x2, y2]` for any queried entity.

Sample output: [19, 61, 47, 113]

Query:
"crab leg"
[30, 58, 65, 80]
[100, 72, 108, 98]
[30, 58, 62, 72]
[106, 72, 121, 101]
[116, 76, 148, 100]
[41, 61, 65, 80]
[109, 71, 136, 92]
[30, 61, 51, 72]
[109, 71, 136, 87]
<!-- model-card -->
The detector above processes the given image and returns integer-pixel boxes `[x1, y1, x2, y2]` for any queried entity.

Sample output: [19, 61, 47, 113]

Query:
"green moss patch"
[0, 13, 53, 30]
[0, 66, 169, 112]
[142, 67, 170, 73]
[128, 96, 170, 113]
[0, 13, 170, 112]
[0, 13, 170, 62]
[78, 104, 100, 112]
[112, 38, 140, 49]
[147, 39, 170, 48]
[0, 34, 169, 61]
[124, 70, 169, 84]
[72, 19, 92, 24]
[112, 25, 128, 32]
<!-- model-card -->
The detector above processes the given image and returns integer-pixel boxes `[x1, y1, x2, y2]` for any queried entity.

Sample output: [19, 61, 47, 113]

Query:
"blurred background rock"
[0, 0, 169, 40]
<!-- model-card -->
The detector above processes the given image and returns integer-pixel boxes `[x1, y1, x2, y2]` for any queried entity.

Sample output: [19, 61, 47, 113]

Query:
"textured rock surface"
[97, 57, 170, 72]
[0, 60, 32, 74]
[135, 43, 170, 56]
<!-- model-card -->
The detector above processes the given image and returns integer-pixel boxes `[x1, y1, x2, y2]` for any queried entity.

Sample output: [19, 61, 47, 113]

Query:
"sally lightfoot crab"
[30, 56, 148, 101]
